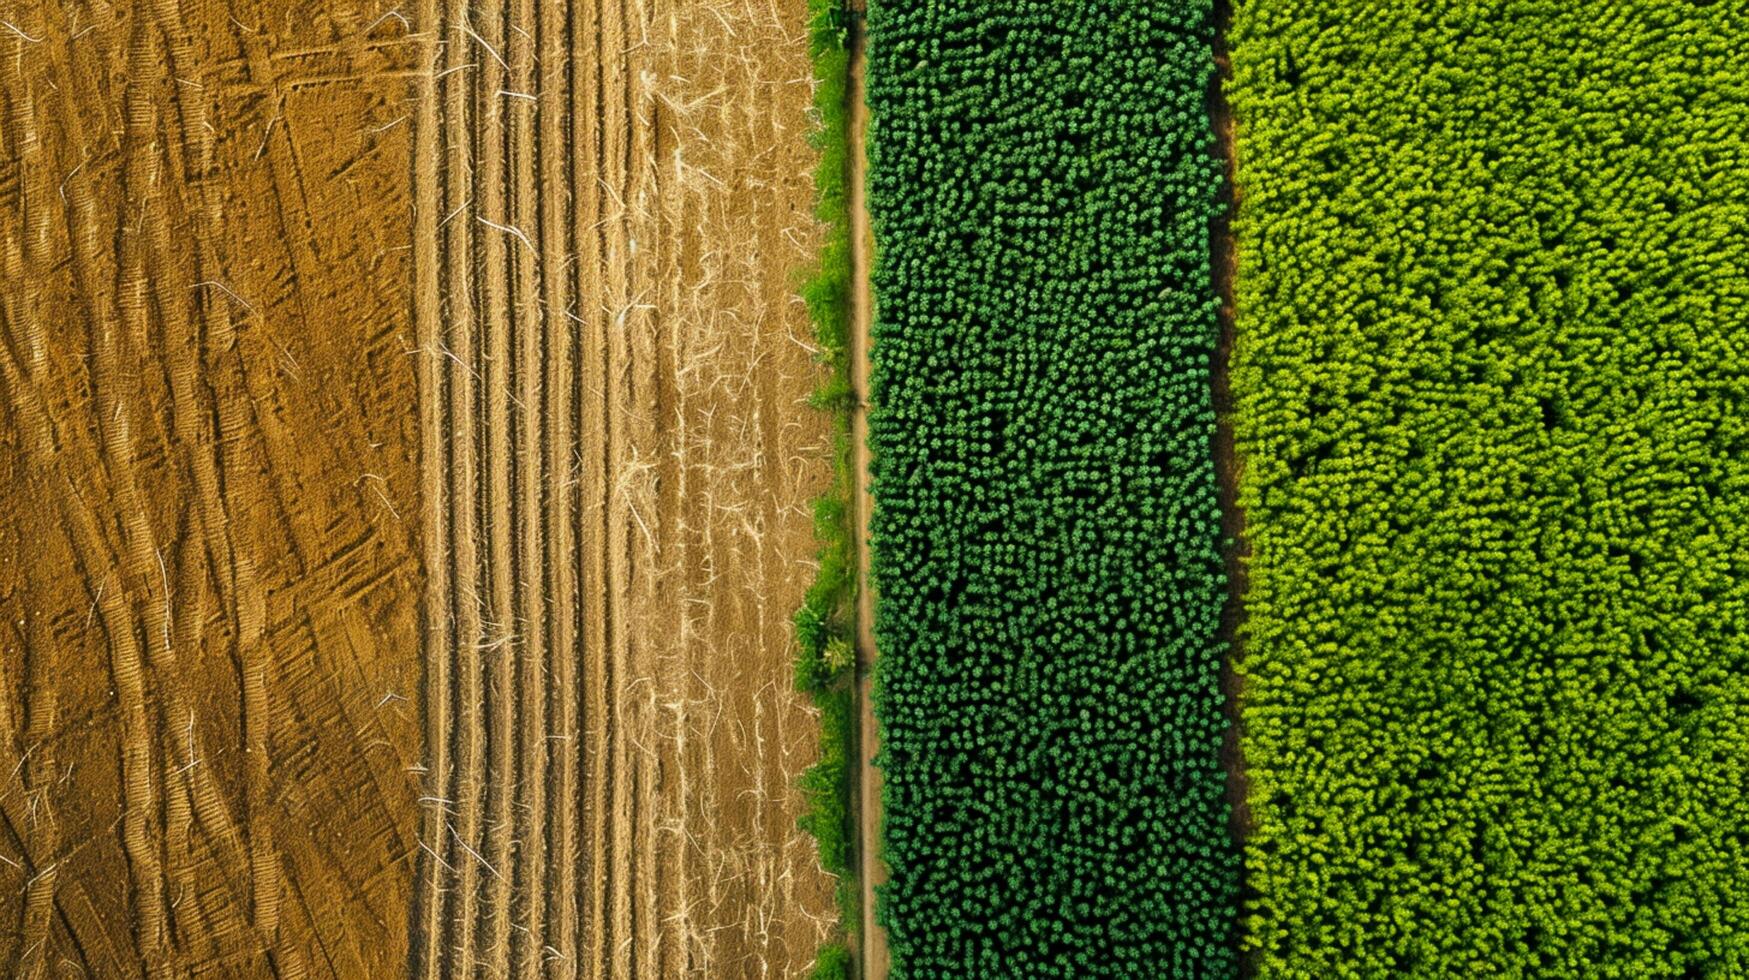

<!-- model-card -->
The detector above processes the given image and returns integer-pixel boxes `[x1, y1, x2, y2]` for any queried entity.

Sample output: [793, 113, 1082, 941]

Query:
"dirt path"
[1207, 4, 1259, 972]
[846, 13, 893, 980]
[1208, 0, 1253, 841]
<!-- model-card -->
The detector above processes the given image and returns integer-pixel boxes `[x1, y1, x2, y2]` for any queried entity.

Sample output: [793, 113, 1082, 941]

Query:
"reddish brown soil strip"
[1208, 0, 1258, 968]
[846, 12, 893, 980]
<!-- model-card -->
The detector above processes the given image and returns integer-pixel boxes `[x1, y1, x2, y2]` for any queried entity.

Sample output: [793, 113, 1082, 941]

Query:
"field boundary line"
[844, 12, 889, 979]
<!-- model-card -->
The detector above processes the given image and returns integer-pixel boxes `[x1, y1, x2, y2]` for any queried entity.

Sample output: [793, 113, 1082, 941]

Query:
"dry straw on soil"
[0, 0, 836, 975]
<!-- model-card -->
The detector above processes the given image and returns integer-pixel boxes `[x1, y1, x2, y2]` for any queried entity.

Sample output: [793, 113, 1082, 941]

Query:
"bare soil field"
[0, 0, 836, 976]
[0, 1, 424, 974]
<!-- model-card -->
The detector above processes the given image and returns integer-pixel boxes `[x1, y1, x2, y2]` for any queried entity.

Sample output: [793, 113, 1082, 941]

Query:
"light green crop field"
[1230, 2, 1749, 976]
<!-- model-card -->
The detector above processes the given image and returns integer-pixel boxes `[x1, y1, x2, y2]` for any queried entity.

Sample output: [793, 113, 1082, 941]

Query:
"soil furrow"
[624, 1, 662, 974]
[413, 0, 452, 973]
[478, 0, 519, 962]
[539, 0, 581, 969]
[443, 0, 487, 960]
[601, 0, 634, 973]
[574, 1, 611, 973]
[401, 1, 835, 974]
[510, 0, 549, 967]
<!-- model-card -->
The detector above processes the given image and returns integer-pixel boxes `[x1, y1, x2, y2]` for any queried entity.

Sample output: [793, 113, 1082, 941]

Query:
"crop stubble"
[1, 0, 834, 975]
[411, 0, 836, 976]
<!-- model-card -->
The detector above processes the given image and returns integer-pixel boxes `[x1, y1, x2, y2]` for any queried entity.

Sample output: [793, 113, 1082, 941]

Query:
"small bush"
[793, 0, 860, 969]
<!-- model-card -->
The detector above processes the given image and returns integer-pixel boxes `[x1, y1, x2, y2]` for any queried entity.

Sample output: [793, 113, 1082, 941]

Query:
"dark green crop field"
[1230, 2, 1749, 975]
[866, 0, 1235, 975]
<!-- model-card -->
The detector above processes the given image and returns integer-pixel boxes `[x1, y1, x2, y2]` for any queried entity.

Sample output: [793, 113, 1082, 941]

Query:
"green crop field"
[1229, 2, 1749, 975]
[865, 0, 1235, 975]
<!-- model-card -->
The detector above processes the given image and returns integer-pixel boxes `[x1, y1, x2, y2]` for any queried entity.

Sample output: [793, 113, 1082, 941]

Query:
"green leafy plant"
[1229, 3, 1749, 975]
[866, 1, 1237, 975]
[793, 0, 860, 965]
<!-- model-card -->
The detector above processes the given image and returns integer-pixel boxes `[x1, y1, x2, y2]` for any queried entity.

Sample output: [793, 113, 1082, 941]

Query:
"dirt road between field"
[846, 13, 892, 980]
[1209, 0, 1258, 904]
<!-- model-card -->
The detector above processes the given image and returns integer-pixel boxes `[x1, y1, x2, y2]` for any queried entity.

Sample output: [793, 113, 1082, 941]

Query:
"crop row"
[866, 1, 1236, 976]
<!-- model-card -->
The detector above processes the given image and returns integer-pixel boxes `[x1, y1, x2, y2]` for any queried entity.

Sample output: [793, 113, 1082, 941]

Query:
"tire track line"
[7, 38, 50, 373]
[1, 61, 61, 980]
[16, 594, 59, 978]
[158, 89, 239, 635]
[0, 320, 164, 977]
[163, 5, 285, 959]
[202, 48, 328, 960]
[77, 216, 270, 964]
[114, 13, 276, 966]
[10, 13, 285, 970]
[413, 0, 453, 974]
[144, 0, 212, 184]
[142, 14, 283, 954]
[218, 353, 279, 973]
[144, 0, 235, 672]
[98, 24, 179, 960]
[172, 61, 281, 980]
[53, 164, 270, 967]
[0, 791, 89, 978]
[163, 529, 199, 953]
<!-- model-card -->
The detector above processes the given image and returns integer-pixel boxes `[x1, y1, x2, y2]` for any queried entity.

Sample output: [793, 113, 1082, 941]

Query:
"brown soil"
[408, 0, 837, 976]
[1208, 0, 1258, 959]
[0, 1, 425, 975]
[845, 13, 890, 980]
[0, 0, 835, 976]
